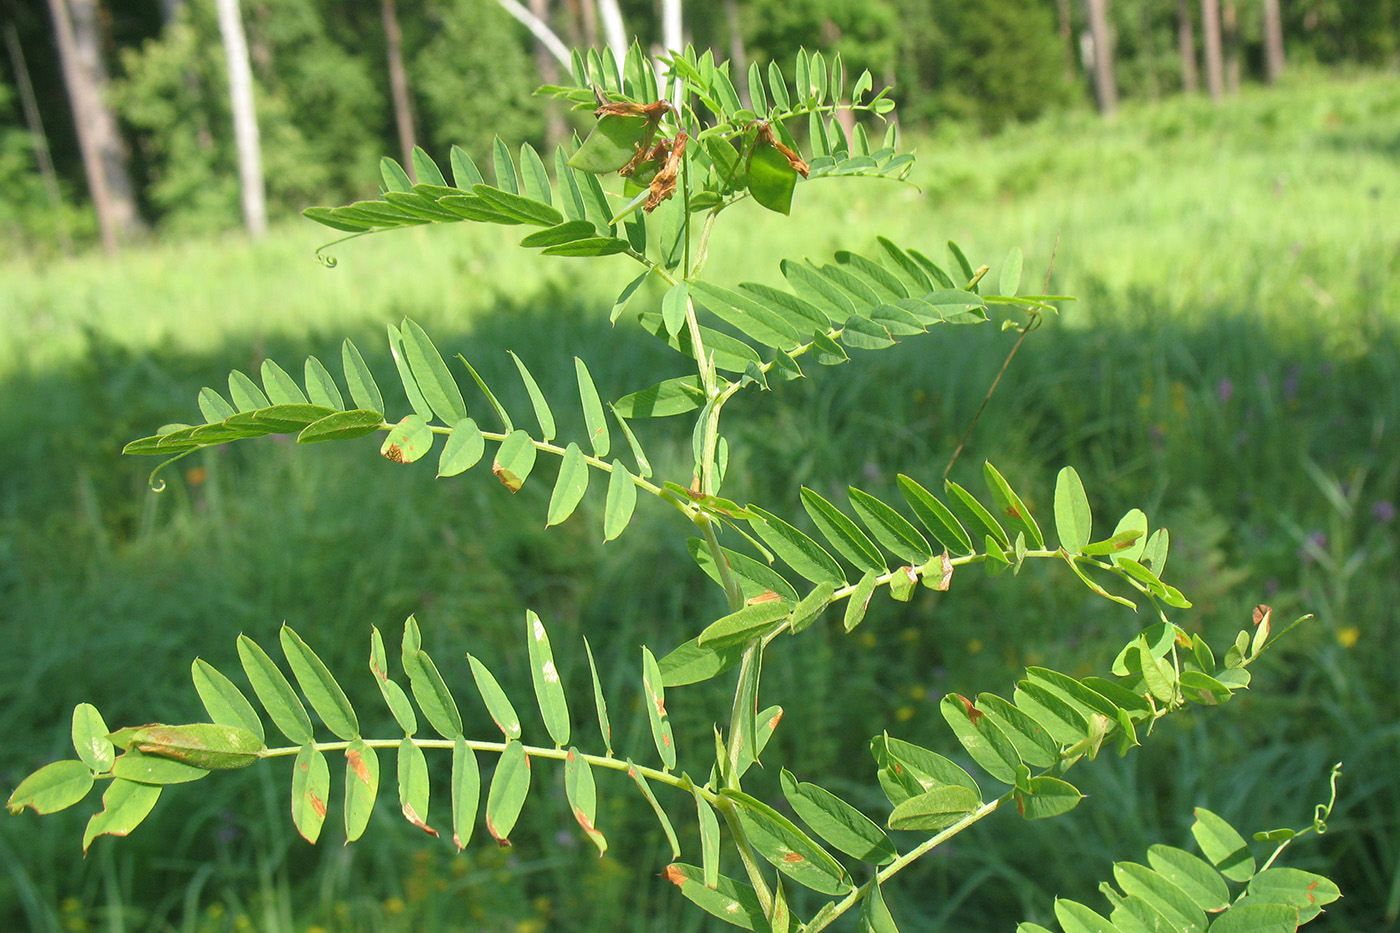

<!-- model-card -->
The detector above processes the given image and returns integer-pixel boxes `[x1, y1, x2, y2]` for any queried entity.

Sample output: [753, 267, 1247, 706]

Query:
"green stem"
[254, 737, 687, 791]
[716, 793, 776, 918]
[804, 797, 1004, 933]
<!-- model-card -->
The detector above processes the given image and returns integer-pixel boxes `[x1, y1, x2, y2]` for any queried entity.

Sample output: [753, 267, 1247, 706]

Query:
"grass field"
[1, 69, 1397, 932]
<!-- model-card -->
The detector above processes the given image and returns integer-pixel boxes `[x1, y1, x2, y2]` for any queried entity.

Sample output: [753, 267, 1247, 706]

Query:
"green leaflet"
[228, 370, 270, 411]
[975, 693, 1058, 768]
[641, 647, 676, 770]
[71, 704, 114, 772]
[983, 462, 1044, 549]
[1192, 808, 1256, 882]
[123, 723, 261, 770]
[848, 487, 933, 564]
[438, 418, 485, 477]
[343, 740, 378, 842]
[721, 788, 852, 895]
[192, 659, 265, 743]
[1054, 466, 1093, 555]
[1054, 899, 1118, 933]
[564, 749, 606, 855]
[280, 625, 358, 741]
[508, 352, 555, 440]
[896, 474, 973, 555]
[402, 618, 464, 739]
[341, 339, 384, 415]
[613, 376, 705, 418]
[492, 429, 538, 492]
[451, 736, 480, 850]
[369, 626, 417, 735]
[747, 139, 799, 214]
[471, 184, 562, 227]
[574, 358, 610, 457]
[800, 487, 886, 573]
[698, 600, 791, 648]
[1015, 777, 1083, 820]
[485, 740, 531, 845]
[939, 694, 1022, 785]
[568, 113, 653, 174]
[1146, 845, 1230, 912]
[381, 415, 434, 464]
[236, 634, 313, 746]
[780, 769, 896, 865]
[290, 744, 330, 843]
[387, 323, 433, 421]
[546, 443, 589, 526]
[82, 779, 161, 853]
[843, 571, 879, 632]
[944, 479, 1009, 549]
[657, 635, 745, 687]
[661, 865, 768, 931]
[860, 878, 901, 933]
[525, 611, 570, 747]
[1207, 904, 1302, 933]
[468, 654, 522, 740]
[603, 460, 637, 542]
[7, 760, 94, 816]
[298, 409, 384, 443]
[1113, 861, 1208, 932]
[397, 737, 437, 836]
[261, 359, 308, 406]
[400, 318, 467, 425]
[582, 636, 613, 754]
[887, 784, 981, 832]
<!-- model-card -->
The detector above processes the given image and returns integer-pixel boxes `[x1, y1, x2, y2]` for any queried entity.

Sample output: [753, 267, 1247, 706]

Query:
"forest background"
[2, 1, 1399, 931]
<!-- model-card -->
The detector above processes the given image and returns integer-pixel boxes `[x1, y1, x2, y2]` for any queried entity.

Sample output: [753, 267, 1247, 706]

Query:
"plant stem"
[716, 793, 776, 918]
[254, 737, 688, 791]
[804, 797, 1004, 933]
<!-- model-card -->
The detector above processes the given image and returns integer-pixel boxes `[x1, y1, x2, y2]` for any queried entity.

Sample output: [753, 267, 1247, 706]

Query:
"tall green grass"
[1, 70, 1396, 931]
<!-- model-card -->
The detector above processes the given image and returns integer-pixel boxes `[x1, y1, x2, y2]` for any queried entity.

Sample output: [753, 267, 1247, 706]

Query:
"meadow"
[1, 69, 1397, 931]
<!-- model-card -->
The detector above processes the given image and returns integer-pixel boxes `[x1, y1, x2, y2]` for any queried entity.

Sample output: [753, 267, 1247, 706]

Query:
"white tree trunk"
[596, 0, 628, 69]
[216, 0, 266, 236]
[495, 0, 572, 69]
[382, 0, 418, 176]
[658, 0, 682, 102]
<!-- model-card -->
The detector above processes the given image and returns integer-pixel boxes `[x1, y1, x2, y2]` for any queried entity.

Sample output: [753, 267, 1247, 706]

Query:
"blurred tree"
[1261, 0, 1284, 81]
[1177, 0, 1199, 91]
[381, 0, 418, 177]
[1085, 0, 1118, 114]
[111, 0, 382, 231]
[411, 0, 547, 165]
[891, 0, 1070, 130]
[1222, 0, 1239, 95]
[46, 0, 143, 252]
[1201, 0, 1224, 100]
[215, 0, 266, 235]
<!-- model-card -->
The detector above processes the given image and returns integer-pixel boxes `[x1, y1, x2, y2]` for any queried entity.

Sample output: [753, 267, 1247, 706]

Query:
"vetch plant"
[9, 45, 1340, 932]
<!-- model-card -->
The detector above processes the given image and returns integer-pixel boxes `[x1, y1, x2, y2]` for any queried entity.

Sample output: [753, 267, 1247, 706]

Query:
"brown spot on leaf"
[954, 693, 984, 726]
[1253, 604, 1272, 627]
[402, 802, 439, 837]
[492, 463, 523, 492]
[308, 792, 328, 819]
[782, 852, 805, 863]
[767, 709, 784, 731]
[645, 131, 687, 211]
[1005, 505, 1022, 519]
[1016, 793, 1026, 817]
[663, 864, 687, 887]
[382, 444, 405, 463]
[346, 749, 371, 784]
[936, 553, 954, 591]
[574, 807, 598, 834]
[747, 590, 782, 605]
[755, 123, 810, 177]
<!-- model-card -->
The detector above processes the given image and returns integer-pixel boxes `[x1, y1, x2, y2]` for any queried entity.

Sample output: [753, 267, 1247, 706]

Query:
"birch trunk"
[1177, 0, 1199, 92]
[216, 0, 266, 235]
[381, 0, 418, 178]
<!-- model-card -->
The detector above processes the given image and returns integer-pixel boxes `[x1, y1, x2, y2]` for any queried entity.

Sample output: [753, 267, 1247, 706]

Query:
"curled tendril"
[314, 232, 370, 268]
[146, 450, 195, 492]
